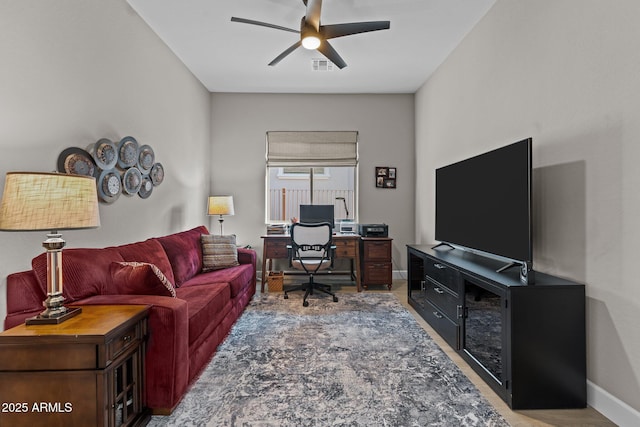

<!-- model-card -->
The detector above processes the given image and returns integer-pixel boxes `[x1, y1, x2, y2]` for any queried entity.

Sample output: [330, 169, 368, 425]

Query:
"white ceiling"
[126, 0, 495, 94]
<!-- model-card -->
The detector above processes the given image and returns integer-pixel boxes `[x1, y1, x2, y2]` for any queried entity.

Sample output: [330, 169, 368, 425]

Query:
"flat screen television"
[435, 138, 533, 267]
[299, 204, 335, 229]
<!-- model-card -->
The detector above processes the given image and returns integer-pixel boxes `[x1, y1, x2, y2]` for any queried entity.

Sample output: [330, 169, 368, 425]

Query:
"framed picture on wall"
[376, 167, 396, 188]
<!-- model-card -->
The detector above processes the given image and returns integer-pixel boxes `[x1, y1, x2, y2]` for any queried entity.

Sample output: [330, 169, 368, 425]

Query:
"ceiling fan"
[231, 0, 390, 69]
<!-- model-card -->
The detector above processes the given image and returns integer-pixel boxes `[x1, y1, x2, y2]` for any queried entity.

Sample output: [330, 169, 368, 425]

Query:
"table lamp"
[0, 172, 100, 324]
[207, 195, 234, 235]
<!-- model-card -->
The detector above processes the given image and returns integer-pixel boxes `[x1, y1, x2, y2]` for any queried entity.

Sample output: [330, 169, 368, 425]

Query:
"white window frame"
[265, 131, 358, 224]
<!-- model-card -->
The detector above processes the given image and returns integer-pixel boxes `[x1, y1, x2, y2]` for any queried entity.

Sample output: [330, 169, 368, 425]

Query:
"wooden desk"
[261, 234, 362, 292]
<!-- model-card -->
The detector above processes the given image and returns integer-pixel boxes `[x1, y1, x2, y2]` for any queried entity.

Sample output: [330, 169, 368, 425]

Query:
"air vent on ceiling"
[312, 58, 335, 71]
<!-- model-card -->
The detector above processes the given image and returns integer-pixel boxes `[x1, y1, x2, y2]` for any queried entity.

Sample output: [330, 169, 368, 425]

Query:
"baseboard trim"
[393, 270, 407, 280]
[588, 380, 640, 427]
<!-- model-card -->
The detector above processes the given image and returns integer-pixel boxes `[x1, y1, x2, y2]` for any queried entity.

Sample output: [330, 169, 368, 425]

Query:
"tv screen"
[299, 204, 335, 229]
[435, 138, 532, 263]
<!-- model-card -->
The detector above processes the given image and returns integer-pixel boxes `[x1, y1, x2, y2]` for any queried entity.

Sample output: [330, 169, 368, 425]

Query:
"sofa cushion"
[201, 234, 239, 272]
[32, 247, 125, 302]
[180, 264, 255, 298]
[116, 239, 175, 285]
[156, 226, 208, 287]
[175, 283, 231, 347]
[109, 262, 176, 297]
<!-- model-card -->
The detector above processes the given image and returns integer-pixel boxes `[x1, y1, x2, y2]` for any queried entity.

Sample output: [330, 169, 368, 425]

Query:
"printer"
[358, 224, 389, 237]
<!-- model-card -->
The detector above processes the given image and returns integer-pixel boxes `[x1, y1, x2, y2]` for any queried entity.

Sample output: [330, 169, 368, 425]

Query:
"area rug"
[148, 292, 509, 427]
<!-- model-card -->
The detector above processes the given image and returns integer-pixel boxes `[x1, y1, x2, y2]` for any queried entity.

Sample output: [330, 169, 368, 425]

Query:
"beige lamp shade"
[207, 195, 235, 216]
[0, 172, 100, 231]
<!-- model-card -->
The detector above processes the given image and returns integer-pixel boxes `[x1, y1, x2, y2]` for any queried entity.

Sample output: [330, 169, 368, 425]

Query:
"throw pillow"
[201, 234, 240, 272]
[109, 261, 176, 297]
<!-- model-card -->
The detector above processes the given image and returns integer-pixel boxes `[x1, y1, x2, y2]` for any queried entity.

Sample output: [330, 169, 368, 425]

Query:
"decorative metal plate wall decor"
[375, 166, 397, 188]
[137, 145, 155, 172]
[150, 163, 164, 186]
[57, 147, 97, 177]
[98, 169, 122, 204]
[88, 138, 118, 170]
[122, 167, 143, 195]
[117, 136, 139, 168]
[138, 175, 153, 199]
[57, 136, 165, 203]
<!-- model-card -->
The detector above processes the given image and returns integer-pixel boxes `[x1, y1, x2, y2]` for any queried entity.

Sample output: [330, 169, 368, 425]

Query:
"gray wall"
[0, 1, 211, 322]
[210, 93, 415, 275]
[415, 0, 640, 424]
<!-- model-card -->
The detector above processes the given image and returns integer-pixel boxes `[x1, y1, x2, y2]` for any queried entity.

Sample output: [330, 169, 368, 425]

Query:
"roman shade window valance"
[266, 131, 358, 166]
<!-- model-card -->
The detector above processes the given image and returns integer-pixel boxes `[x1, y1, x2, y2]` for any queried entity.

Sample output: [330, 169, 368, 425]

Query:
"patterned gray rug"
[148, 292, 509, 427]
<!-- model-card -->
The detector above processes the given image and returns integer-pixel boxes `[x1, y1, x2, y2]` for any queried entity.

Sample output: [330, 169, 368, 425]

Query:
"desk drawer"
[334, 239, 357, 257]
[265, 242, 289, 258]
[363, 240, 391, 260]
[363, 262, 392, 284]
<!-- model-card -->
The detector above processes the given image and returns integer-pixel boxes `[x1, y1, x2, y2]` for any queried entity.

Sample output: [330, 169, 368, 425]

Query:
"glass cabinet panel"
[463, 280, 503, 384]
[111, 351, 141, 427]
[408, 251, 427, 307]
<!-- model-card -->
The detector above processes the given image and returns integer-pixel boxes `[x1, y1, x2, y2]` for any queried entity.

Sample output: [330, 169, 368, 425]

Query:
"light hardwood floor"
[267, 276, 616, 427]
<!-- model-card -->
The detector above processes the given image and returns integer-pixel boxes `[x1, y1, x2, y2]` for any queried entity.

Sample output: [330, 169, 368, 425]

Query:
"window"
[278, 167, 328, 179]
[266, 131, 358, 224]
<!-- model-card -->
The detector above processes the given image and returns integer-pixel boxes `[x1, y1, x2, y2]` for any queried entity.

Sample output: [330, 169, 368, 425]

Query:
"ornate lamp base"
[25, 232, 82, 325]
[26, 306, 82, 325]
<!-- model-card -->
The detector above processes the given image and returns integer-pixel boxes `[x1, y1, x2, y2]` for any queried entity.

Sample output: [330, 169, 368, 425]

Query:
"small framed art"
[375, 166, 396, 188]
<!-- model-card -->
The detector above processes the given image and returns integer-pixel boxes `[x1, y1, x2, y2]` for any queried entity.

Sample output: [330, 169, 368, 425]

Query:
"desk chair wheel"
[284, 294, 289, 299]
[303, 300, 309, 307]
[333, 296, 338, 302]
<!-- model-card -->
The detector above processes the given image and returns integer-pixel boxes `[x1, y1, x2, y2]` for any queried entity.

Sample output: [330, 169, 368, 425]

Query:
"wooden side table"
[0, 305, 150, 427]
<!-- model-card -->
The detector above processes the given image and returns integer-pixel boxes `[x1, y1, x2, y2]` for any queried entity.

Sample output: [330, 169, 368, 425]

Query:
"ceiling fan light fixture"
[301, 34, 321, 50]
[301, 23, 321, 49]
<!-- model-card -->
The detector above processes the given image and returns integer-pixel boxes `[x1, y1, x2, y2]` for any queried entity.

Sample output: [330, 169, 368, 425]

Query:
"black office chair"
[284, 222, 339, 307]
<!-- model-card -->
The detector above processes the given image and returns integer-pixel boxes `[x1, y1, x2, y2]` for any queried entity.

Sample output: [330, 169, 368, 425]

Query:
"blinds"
[266, 131, 358, 166]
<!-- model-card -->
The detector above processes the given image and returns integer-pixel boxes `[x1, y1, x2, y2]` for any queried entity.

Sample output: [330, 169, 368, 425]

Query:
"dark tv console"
[407, 244, 586, 409]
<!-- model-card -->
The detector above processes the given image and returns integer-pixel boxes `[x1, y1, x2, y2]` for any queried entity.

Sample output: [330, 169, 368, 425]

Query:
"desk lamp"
[335, 196, 349, 218]
[0, 172, 100, 324]
[207, 195, 234, 235]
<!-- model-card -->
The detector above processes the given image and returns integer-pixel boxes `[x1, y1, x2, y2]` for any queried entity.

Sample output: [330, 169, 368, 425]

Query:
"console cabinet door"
[461, 276, 507, 402]
[407, 248, 427, 309]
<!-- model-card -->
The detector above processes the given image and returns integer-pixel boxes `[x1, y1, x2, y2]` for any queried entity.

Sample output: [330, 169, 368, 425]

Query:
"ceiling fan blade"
[231, 17, 299, 34]
[269, 40, 303, 66]
[321, 21, 390, 39]
[317, 40, 347, 69]
[304, 0, 323, 31]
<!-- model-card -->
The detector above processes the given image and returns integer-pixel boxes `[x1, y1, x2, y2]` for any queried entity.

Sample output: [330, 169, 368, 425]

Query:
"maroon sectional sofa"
[3, 225, 257, 414]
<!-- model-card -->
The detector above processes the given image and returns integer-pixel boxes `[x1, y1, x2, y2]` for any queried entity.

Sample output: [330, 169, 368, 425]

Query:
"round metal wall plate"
[97, 169, 122, 203]
[57, 147, 97, 177]
[118, 136, 139, 169]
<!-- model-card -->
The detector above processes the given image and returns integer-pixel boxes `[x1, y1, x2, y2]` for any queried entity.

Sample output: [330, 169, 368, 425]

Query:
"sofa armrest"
[74, 294, 190, 411]
[4, 271, 46, 330]
[237, 247, 256, 266]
